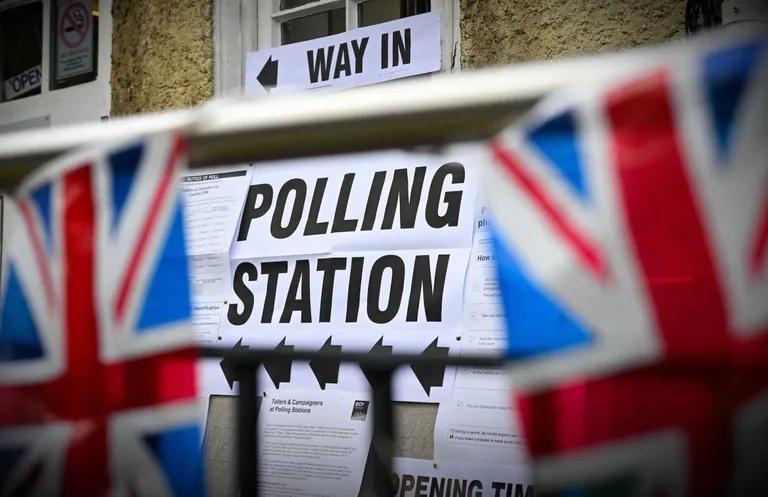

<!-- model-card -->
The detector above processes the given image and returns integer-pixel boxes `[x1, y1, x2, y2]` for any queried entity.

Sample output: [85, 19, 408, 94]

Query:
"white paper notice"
[258, 389, 372, 497]
[433, 390, 528, 467]
[393, 457, 532, 497]
[181, 166, 253, 342]
[455, 203, 508, 391]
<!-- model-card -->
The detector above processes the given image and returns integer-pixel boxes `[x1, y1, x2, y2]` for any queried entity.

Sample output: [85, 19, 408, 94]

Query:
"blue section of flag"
[492, 230, 592, 357]
[703, 40, 764, 160]
[526, 110, 587, 199]
[109, 143, 144, 231]
[136, 202, 191, 331]
[0, 266, 44, 361]
[144, 425, 204, 497]
[29, 183, 52, 250]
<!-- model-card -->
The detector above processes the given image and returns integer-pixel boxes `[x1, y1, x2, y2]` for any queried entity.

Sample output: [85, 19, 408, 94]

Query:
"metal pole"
[237, 363, 259, 497]
[362, 366, 396, 497]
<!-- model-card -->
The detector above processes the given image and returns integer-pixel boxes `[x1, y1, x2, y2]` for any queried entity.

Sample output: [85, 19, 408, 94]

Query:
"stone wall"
[111, 0, 213, 116]
[460, 0, 686, 68]
[109, 0, 686, 115]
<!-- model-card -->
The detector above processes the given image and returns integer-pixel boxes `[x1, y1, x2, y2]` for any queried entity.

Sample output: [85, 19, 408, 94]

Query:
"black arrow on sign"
[362, 337, 393, 386]
[263, 337, 293, 389]
[411, 338, 449, 395]
[220, 338, 249, 390]
[257, 56, 278, 92]
[309, 337, 342, 390]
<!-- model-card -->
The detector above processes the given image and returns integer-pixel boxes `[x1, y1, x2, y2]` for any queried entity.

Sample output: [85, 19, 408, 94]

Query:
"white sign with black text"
[244, 12, 442, 95]
[3, 66, 42, 101]
[393, 458, 532, 497]
[202, 147, 482, 401]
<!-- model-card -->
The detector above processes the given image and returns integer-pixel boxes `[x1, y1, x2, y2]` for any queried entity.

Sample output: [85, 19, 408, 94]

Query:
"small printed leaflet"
[258, 389, 372, 497]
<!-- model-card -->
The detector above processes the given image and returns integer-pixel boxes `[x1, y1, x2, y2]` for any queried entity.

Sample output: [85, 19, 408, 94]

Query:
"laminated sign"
[56, 0, 93, 80]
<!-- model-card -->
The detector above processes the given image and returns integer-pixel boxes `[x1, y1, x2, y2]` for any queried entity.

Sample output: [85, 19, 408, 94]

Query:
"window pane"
[280, 0, 319, 9]
[405, 0, 431, 15]
[0, 2, 43, 102]
[358, 0, 430, 28]
[358, 0, 401, 27]
[51, 0, 98, 90]
[281, 8, 344, 45]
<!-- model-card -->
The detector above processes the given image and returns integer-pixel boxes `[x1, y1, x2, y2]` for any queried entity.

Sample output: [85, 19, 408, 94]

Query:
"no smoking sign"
[56, 0, 94, 80]
[59, 1, 90, 49]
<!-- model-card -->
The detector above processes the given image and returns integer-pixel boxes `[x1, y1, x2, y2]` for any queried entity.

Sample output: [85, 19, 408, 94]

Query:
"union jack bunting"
[0, 132, 204, 496]
[485, 32, 768, 496]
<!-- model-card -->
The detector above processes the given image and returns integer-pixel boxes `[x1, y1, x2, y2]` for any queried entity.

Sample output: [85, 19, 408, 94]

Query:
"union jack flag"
[0, 132, 204, 496]
[485, 32, 768, 496]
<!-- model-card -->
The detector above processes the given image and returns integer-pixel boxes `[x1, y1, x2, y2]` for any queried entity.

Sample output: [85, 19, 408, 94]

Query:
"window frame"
[0, 0, 111, 131]
[214, 0, 460, 97]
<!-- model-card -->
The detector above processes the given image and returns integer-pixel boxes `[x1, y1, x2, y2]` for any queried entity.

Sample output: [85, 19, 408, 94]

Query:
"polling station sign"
[227, 150, 477, 335]
[206, 148, 482, 401]
[244, 12, 442, 94]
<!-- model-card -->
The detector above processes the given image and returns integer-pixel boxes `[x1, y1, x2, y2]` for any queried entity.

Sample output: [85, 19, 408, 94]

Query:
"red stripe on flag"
[606, 70, 731, 361]
[114, 134, 185, 321]
[61, 164, 109, 497]
[105, 348, 198, 411]
[517, 367, 729, 497]
[491, 140, 609, 280]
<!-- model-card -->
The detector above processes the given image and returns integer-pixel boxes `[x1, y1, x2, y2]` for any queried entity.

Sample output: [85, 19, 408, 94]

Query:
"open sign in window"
[1, 1, 43, 102]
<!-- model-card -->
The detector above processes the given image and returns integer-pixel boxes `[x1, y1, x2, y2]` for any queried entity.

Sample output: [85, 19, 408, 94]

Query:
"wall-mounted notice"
[258, 389, 372, 497]
[181, 166, 253, 343]
[454, 202, 508, 392]
[203, 147, 482, 401]
[56, 0, 94, 80]
[245, 12, 442, 95]
[393, 458, 532, 497]
[433, 389, 528, 467]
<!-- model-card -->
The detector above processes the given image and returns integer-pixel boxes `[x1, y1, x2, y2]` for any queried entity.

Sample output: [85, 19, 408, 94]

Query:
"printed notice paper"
[433, 389, 528, 467]
[258, 389, 372, 497]
[455, 202, 508, 391]
[181, 166, 253, 342]
[434, 199, 526, 466]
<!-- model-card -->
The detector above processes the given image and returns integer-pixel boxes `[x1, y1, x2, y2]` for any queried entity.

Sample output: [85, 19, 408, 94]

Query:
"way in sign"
[245, 12, 440, 94]
[307, 28, 411, 83]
